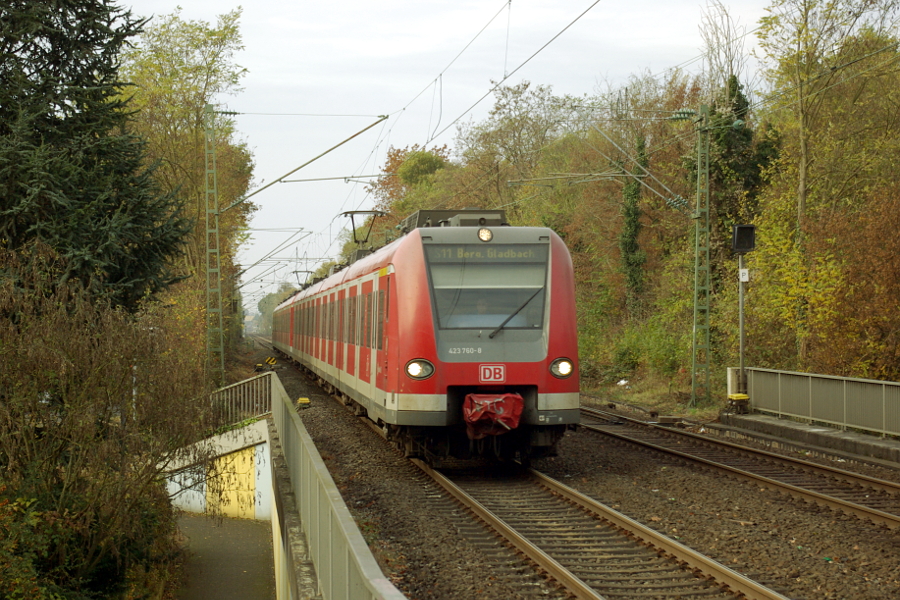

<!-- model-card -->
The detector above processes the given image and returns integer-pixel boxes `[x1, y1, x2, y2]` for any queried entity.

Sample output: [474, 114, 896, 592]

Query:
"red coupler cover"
[462, 393, 524, 440]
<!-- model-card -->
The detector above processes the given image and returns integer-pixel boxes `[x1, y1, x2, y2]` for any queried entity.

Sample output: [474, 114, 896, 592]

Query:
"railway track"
[413, 460, 790, 600]
[581, 406, 900, 530]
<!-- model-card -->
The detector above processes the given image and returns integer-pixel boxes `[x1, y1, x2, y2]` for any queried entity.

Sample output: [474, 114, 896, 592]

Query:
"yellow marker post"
[297, 397, 310, 409]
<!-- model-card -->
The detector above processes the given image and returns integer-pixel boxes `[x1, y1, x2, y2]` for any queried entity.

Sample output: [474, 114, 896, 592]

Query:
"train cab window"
[425, 244, 549, 330]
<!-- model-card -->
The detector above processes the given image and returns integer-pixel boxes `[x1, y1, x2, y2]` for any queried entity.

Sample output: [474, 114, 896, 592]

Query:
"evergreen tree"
[0, 0, 191, 311]
[709, 75, 778, 226]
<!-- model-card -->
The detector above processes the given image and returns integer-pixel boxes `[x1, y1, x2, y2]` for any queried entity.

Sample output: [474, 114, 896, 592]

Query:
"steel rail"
[529, 470, 791, 600]
[581, 408, 900, 529]
[583, 407, 900, 495]
[412, 460, 790, 600]
[411, 459, 606, 600]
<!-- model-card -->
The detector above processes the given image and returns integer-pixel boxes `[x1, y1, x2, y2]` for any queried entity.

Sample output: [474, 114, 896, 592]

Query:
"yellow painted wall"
[208, 446, 256, 518]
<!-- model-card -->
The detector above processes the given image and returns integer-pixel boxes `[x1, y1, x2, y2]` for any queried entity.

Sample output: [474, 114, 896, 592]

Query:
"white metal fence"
[747, 368, 900, 438]
[211, 372, 273, 425]
[270, 373, 406, 600]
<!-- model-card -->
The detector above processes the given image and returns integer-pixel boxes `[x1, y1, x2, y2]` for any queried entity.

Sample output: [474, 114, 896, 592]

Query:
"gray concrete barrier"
[270, 373, 406, 600]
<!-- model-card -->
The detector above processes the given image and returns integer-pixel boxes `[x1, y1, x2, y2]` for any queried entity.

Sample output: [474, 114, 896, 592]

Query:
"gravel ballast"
[267, 356, 900, 599]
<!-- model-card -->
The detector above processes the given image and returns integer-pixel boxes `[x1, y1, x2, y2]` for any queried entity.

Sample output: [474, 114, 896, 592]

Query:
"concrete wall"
[167, 419, 272, 520]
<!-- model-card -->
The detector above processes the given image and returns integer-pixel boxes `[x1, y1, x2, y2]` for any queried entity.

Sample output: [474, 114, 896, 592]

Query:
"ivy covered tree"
[620, 136, 648, 319]
[0, 0, 191, 312]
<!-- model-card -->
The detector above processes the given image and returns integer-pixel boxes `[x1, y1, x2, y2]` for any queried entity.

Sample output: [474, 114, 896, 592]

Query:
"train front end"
[397, 218, 579, 461]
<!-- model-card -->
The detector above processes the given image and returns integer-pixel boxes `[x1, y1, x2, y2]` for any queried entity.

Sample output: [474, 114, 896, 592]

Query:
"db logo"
[479, 364, 506, 383]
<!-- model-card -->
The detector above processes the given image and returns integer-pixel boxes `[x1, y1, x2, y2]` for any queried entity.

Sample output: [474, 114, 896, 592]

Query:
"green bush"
[0, 249, 215, 598]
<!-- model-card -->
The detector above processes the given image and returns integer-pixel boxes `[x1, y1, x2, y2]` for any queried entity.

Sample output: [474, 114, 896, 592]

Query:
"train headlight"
[477, 228, 493, 242]
[405, 359, 435, 380]
[550, 358, 574, 379]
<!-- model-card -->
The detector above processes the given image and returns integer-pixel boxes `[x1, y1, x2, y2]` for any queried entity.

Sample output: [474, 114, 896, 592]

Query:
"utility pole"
[593, 108, 717, 406]
[691, 105, 711, 406]
[204, 104, 225, 384]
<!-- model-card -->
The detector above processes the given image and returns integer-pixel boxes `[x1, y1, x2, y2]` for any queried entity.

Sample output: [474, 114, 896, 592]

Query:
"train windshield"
[424, 244, 549, 330]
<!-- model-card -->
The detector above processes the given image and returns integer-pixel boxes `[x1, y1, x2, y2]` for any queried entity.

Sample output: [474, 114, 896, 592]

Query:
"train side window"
[353, 294, 363, 346]
[363, 293, 370, 349]
[362, 293, 367, 347]
[370, 292, 375, 350]
[367, 293, 372, 349]
[357, 294, 361, 345]
[349, 294, 356, 345]
[377, 288, 385, 350]
[357, 294, 364, 348]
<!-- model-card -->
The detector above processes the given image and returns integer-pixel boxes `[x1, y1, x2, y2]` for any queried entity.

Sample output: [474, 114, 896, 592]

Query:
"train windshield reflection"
[424, 244, 549, 330]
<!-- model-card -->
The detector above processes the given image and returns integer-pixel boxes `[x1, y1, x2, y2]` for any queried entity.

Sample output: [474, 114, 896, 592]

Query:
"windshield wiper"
[488, 288, 543, 339]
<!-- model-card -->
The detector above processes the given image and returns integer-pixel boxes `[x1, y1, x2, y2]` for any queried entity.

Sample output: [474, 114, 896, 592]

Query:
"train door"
[301, 302, 308, 358]
[289, 305, 295, 350]
[347, 285, 357, 379]
[375, 269, 390, 394]
[305, 301, 312, 360]
[326, 292, 334, 368]
[337, 289, 345, 372]
[359, 279, 373, 388]
[316, 296, 324, 364]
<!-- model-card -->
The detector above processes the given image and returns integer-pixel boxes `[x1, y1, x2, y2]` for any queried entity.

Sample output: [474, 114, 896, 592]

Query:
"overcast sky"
[123, 0, 771, 313]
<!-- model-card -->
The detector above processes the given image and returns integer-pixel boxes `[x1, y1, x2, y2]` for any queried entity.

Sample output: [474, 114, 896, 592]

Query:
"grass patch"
[582, 373, 723, 423]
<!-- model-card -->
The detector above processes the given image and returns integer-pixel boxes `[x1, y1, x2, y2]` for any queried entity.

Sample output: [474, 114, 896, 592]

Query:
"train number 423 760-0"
[448, 347, 482, 354]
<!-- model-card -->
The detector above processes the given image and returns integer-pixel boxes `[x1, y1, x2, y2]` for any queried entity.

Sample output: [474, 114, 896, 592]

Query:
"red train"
[272, 209, 579, 463]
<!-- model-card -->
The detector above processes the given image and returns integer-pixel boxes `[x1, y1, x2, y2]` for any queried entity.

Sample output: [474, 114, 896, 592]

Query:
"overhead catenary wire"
[236, 2, 609, 301]
[248, 2, 840, 297]
[221, 115, 388, 213]
[427, 0, 604, 144]
[237, 229, 312, 279]
[284, 3, 757, 265]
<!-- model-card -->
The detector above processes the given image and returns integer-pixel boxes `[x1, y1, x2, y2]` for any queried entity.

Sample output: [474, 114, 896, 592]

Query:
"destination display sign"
[425, 244, 548, 263]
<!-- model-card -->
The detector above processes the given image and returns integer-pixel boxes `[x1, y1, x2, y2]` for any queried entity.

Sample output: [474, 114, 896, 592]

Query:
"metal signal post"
[731, 224, 756, 407]
[691, 105, 711, 407]
[204, 104, 225, 384]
